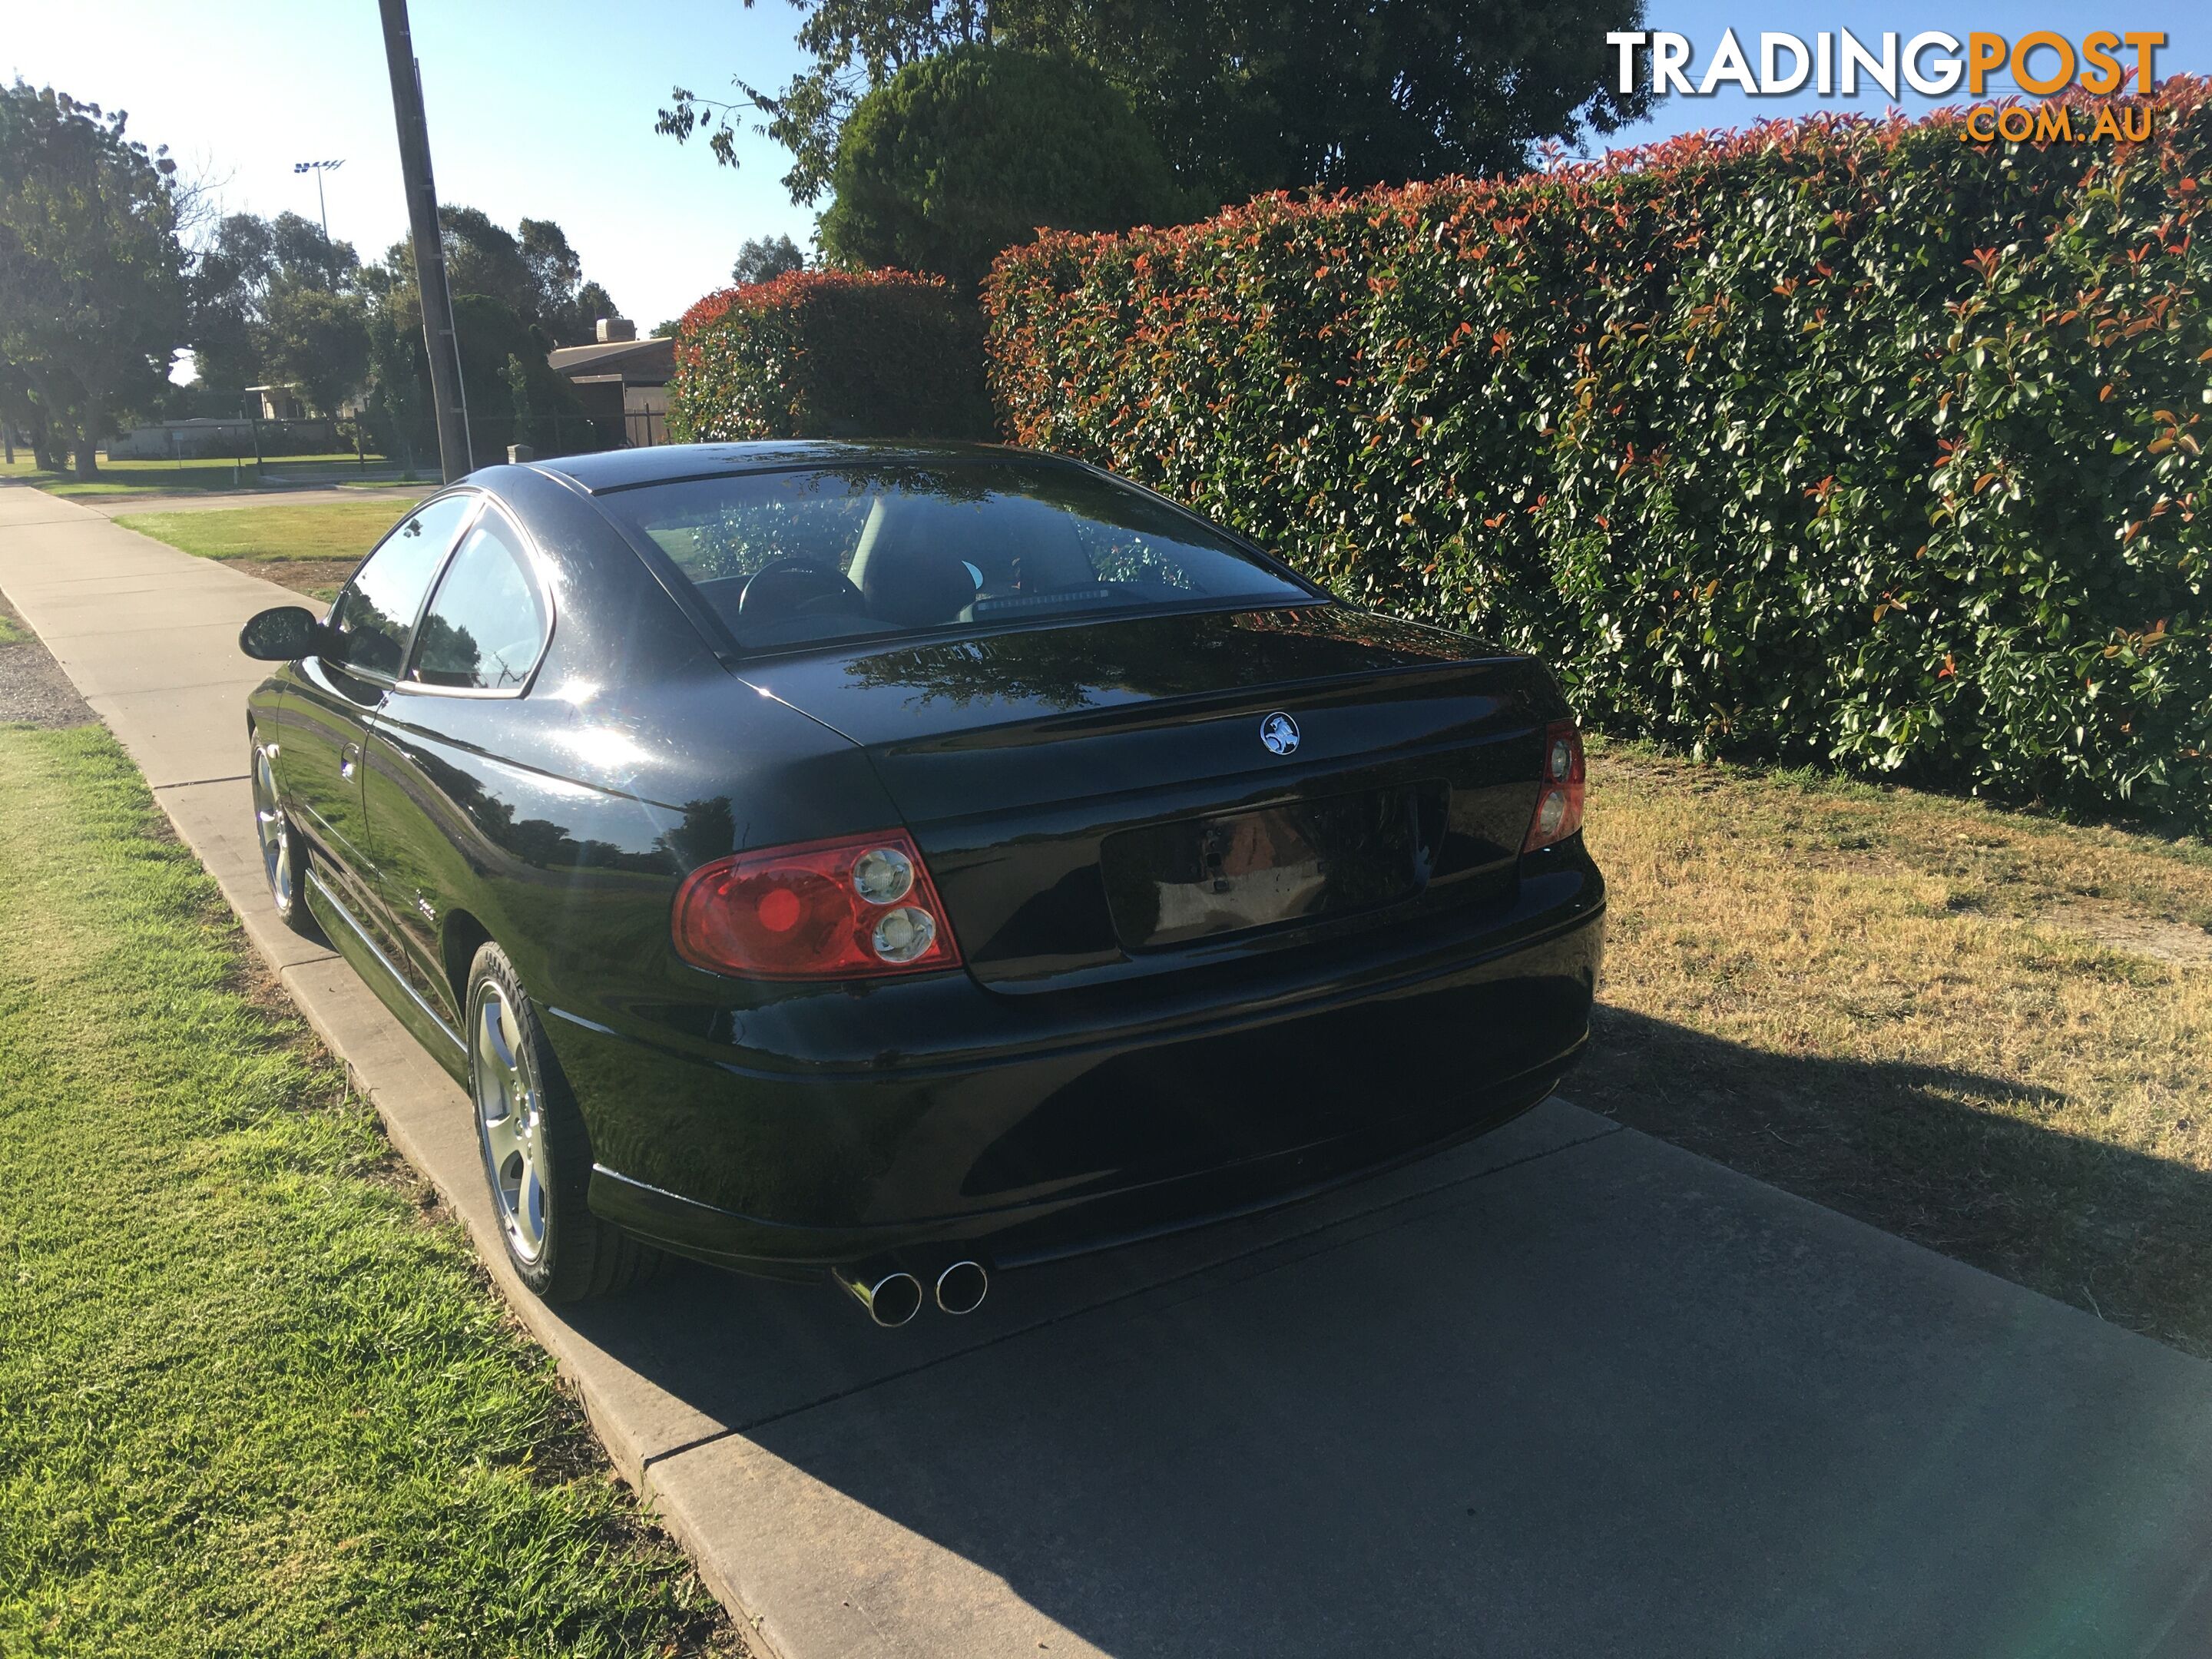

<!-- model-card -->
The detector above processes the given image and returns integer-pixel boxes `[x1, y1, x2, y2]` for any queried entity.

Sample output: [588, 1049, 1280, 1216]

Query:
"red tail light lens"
[672, 830, 962, 980]
[1522, 720, 1586, 853]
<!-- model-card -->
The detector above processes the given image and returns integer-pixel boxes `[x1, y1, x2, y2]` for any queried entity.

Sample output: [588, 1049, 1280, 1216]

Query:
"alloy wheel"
[472, 982, 551, 1263]
[250, 743, 294, 912]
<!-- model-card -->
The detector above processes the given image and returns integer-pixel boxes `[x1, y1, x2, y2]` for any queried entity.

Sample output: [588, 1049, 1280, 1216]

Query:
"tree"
[362, 302, 430, 477]
[430, 205, 539, 321]
[382, 207, 620, 344]
[0, 81, 185, 477]
[662, 0, 1652, 210]
[732, 233, 806, 285]
[260, 282, 371, 417]
[502, 352, 532, 430]
[662, 0, 1011, 204]
[445, 294, 594, 455]
[267, 209, 356, 290]
[1075, 0, 1657, 200]
[187, 209, 359, 396]
[817, 47, 1179, 289]
[363, 207, 620, 467]
[187, 213, 273, 392]
[0, 351, 58, 469]
[520, 217, 619, 343]
[520, 217, 581, 312]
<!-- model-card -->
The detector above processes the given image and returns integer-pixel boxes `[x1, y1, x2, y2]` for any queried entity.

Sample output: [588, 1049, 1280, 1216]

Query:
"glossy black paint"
[247, 442, 1604, 1279]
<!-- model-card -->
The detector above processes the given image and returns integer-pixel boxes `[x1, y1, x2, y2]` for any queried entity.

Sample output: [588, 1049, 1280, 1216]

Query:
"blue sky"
[7, 2, 2207, 341]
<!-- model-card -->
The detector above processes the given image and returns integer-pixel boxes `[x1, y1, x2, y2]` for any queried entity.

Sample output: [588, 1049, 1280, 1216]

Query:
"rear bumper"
[589, 1054, 1569, 1273]
[546, 856, 1604, 1270]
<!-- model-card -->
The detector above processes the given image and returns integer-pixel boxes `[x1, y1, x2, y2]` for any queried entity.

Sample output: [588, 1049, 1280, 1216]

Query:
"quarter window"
[327, 495, 476, 678]
[407, 508, 548, 690]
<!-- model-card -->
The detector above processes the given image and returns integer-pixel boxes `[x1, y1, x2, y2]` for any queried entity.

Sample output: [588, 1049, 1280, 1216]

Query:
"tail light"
[1522, 720, 1586, 853]
[672, 830, 962, 980]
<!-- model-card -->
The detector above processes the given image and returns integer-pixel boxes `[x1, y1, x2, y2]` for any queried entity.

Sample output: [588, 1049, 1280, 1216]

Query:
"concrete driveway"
[5, 479, 2210, 1658]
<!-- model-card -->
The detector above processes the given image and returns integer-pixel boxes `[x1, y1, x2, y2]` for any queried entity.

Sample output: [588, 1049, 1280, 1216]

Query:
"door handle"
[340, 742, 359, 780]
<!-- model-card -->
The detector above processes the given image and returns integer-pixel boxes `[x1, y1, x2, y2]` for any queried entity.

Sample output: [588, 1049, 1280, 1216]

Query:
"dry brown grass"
[1572, 738, 2212, 1356]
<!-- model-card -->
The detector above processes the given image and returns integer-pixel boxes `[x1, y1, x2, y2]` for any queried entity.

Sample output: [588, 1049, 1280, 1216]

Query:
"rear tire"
[465, 942, 661, 1302]
[250, 724, 318, 939]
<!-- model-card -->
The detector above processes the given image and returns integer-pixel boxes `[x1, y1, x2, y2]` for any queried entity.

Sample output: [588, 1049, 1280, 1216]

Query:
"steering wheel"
[737, 557, 864, 621]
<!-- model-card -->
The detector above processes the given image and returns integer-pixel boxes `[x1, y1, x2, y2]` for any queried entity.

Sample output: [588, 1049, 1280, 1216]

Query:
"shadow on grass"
[1573, 1004, 2212, 1357]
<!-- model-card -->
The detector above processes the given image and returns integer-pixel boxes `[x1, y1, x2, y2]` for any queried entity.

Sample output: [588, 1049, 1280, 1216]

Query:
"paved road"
[5, 481, 2211, 1658]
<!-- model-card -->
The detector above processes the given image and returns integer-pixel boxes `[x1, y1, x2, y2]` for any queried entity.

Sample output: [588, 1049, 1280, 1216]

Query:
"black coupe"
[239, 442, 1604, 1324]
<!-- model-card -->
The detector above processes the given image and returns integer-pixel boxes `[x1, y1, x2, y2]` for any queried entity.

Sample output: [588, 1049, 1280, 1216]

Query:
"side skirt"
[306, 869, 469, 1080]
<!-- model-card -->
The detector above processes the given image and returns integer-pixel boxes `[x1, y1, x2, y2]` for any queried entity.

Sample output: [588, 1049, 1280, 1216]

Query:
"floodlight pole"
[377, 0, 472, 482]
[293, 161, 345, 243]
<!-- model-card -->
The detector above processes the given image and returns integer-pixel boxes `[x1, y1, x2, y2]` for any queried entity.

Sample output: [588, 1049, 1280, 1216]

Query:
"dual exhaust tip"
[836, 1260, 988, 1326]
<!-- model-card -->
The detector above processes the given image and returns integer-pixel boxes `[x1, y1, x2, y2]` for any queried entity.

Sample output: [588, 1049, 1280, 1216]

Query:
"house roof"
[545, 337, 675, 383]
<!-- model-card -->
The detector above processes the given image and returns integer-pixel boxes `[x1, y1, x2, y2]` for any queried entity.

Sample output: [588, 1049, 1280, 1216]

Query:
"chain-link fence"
[453, 411, 631, 465]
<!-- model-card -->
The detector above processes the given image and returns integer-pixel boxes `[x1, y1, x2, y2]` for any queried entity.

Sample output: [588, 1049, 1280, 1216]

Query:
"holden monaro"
[238, 442, 1603, 1325]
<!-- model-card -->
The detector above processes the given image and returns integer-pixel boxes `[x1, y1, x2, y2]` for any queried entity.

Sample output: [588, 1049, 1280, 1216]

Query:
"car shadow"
[1574, 1005, 2212, 1355]
[556, 1018, 2212, 1656]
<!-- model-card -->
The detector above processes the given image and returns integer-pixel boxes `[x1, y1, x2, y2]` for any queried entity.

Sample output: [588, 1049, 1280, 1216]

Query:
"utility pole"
[377, 0, 472, 482]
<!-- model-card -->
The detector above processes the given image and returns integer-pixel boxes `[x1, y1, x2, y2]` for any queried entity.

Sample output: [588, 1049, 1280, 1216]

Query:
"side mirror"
[238, 604, 323, 662]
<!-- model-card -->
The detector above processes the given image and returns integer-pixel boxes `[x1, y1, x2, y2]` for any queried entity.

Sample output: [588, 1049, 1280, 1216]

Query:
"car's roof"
[527, 439, 1047, 495]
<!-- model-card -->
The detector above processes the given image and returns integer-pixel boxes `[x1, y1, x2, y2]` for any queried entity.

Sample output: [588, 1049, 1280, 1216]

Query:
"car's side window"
[406, 508, 549, 692]
[327, 495, 478, 679]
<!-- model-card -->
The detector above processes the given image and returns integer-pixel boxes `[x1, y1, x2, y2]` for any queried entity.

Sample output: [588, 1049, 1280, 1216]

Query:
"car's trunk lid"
[739, 604, 1558, 990]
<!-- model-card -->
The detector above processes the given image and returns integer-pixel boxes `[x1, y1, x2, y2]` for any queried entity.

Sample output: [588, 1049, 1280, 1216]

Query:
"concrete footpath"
[5, 478, 2211, 1657]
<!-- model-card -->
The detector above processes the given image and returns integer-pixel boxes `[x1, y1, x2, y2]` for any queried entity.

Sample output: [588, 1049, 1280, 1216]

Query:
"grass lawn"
[1577, 739, 2212, 1356]
[115, 502, 412, 602]
[0, 724, 737, 1657]
[2, 454, 413, 498]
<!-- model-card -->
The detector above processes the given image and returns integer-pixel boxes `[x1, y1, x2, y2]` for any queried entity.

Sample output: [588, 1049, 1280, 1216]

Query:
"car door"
[283, 492, 478, 927]
[361, 500, 555, 1022]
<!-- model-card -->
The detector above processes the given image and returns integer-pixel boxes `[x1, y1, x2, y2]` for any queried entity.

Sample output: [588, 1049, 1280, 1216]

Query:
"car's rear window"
[594, 461, 1315, 652]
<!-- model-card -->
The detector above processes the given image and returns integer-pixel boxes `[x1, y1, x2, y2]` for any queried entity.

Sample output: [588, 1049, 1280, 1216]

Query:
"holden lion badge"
[1260, 711, 1300, 756]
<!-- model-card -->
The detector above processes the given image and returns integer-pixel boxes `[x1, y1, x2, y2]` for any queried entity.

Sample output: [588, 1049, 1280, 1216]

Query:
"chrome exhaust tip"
[834, 1264, 923, 1328]
[935, 1260, 988, 1316]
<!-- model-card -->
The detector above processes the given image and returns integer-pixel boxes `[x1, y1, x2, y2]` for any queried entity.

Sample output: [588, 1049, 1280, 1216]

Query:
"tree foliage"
[732, 233, 806, 285]
[0, 353, 58, 468]
[817, 45, 1179, 289]
[379, 208, 619, 347]
[363, 301, 429, 475]
[259, 283, 372, 419]
[662, 0, 1651, 209]
[361, 286, 602, 466]
[0, 74, 628, 476]
[0, 81, 185, 476]
[1059, 0, 1653, 201]
[988, 83, 2212, 826]
[353, 207, 620, 457]
[188, 210, 361, 398]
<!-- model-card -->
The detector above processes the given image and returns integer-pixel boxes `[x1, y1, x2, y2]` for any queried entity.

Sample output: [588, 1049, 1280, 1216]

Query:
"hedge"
[986, 81, 2212, 826]
[668, 268, 993, 443]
